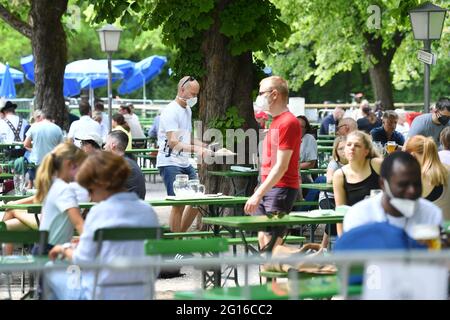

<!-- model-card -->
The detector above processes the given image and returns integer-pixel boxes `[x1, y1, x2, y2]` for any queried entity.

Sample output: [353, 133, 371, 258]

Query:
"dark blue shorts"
[159, 165, 198, 196]
[256, 187, 298, 216]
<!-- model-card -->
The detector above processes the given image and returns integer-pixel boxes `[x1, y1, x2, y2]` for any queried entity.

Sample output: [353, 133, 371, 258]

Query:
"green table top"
[1, 197, 250, 213]
[0, 143, 24, 148]
[301, 183, 333, 192]
[175, 275, 361, 300]
[148, 196, 249, 207]
[202, 214, 343, 231]
[208, 170, 259, 177]
[318, 146, 333, 152]
[300, 168, 327, 175]
[141, 168, 159, 174]
[0, 193, 34, 203]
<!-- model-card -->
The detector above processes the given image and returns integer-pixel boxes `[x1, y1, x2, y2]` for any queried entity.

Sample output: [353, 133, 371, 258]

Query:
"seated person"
[45, 151, 160, 300]
[297, 115, 317, 184]
[370, 111, 405, 147]
[344, 151, 442, 236]
[357, 106, 381, 134]
[319, 107, 344, 135]
[336, 118, 357, 137]
[439, 126, 450, 165]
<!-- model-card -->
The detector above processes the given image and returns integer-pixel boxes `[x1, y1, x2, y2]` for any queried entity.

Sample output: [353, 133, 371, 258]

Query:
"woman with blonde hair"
[2, 143, 87, 254]
[333, 130, 383, 235]
[404, 135, 450, 219]
[36, 142, 86, 252]
[46, 151, 159, 300]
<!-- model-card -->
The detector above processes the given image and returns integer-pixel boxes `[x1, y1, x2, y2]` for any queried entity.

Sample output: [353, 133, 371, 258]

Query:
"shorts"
[159, 165, 198, 196]
[256, 187, 298, 216]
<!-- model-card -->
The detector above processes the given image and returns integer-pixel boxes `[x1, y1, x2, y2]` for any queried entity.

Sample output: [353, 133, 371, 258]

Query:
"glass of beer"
[410, 225, 441, 250]
[386, 141, 397, 154]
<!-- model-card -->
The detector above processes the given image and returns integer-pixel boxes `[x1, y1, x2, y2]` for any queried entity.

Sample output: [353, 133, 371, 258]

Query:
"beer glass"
[386, 141, 397, 154]
[410, 225, 441, 250]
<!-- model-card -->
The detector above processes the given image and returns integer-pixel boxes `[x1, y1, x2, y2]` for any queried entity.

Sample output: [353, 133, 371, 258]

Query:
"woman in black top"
[333, 131, 383, 236]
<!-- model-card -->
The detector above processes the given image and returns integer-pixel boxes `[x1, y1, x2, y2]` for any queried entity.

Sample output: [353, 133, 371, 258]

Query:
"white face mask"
[255, 95, 270, 111]
[186, 97, 198, 108]
[383, 180, 418, 218]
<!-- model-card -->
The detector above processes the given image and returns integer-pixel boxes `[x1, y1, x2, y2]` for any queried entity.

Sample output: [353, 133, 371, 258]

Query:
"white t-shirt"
[0, 114, 29, 142]
[39, 178, 79, 245]
[67, 116, 102, 148]
[343, 193, 443, 238]
[156, 100, 192, 168]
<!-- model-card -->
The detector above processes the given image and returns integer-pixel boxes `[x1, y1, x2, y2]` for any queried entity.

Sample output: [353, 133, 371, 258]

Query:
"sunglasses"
[266, 211, 287, 219]
[181, 76, 196, 88]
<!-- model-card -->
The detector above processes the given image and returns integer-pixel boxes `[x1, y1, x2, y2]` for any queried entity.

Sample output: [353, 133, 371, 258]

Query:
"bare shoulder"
[370, 157, 383, 172]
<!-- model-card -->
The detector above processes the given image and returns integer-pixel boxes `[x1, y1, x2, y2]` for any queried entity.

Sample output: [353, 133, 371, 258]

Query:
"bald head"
[178, 76, 200, 94]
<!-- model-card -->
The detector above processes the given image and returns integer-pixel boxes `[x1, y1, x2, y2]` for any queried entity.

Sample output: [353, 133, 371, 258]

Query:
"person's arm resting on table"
[244, 149, 293, 214]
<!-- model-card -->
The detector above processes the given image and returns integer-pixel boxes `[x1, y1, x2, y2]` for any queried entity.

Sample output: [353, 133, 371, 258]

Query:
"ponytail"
[35, 153, 56, 203]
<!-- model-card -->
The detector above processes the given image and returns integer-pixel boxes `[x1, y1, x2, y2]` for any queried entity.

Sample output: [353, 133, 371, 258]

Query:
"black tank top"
[342, 161, 380, 206]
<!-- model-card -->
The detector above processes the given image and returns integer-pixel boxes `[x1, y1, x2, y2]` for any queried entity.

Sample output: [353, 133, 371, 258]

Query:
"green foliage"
[90, 0, 290, 78]
[209, 106, 246, 145]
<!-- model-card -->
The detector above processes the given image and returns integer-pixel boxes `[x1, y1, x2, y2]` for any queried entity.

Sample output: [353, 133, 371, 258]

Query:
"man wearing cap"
[24, 110, 63, 186]
[75, 132, 103, 154]
[0, 101, 29, 143]
[67, 101, 102, 148]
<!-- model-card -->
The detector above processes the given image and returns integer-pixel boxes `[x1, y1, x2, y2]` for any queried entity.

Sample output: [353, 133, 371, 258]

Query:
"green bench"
[174, 275, 362, 300]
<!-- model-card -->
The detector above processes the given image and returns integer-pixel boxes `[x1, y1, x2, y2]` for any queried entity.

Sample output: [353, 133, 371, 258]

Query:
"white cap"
[75, 132, 103, 148]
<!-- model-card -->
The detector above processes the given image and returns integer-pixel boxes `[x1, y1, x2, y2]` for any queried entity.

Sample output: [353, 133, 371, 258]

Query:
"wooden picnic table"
[125, 148, 158, 154]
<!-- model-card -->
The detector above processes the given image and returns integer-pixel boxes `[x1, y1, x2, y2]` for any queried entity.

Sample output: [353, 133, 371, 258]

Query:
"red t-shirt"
[261, 111, 301, 189]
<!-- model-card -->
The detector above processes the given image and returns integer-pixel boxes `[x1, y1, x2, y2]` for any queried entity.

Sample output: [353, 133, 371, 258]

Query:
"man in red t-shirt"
[244, 76, 301, 251]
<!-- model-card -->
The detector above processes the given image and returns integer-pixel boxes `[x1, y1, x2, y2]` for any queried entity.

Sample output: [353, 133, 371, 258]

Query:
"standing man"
[24, 110, 63, 187]
[408, 97, 450, 145]
[320, 107, 344, 135]
[0, 101, 28, 143]
[157, 76, 209, 233]
[244, 76, 301, 251]
[370, 111, 405, 147]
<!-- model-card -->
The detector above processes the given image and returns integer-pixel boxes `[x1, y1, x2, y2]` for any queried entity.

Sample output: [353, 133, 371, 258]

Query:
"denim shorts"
[256, 187, 298, 216]
[159, 165, 198, 196]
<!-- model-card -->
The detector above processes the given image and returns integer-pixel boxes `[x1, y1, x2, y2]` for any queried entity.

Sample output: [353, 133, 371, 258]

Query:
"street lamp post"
[97, 24, 122, 132]
[409, 2, 447, 113]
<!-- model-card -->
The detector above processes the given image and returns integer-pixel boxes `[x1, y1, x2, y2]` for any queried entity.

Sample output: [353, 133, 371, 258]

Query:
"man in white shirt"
[344, 152, 442, 238]
[157, 76, 209, 233]
[68, 101, 102, 148]
[395, 108, 410, 139]
[0, 101, 29, 142]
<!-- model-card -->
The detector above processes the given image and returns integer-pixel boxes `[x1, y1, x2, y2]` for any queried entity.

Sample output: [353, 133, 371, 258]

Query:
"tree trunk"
[198, 0, 259, 196]
[31, 0, 68, 129]
[367, 58, 394, 110]
[364, 33, 395, 110]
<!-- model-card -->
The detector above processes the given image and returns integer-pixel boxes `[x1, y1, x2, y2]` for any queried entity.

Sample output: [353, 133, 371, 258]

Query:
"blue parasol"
[0, 63, 17, 98]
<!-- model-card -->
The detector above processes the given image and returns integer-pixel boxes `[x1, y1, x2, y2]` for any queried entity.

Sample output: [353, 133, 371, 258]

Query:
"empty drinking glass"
[13, 174, 26, 195]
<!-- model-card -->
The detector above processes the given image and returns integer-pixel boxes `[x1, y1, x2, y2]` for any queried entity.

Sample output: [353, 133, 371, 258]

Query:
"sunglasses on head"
[181, 76, 196, 88]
